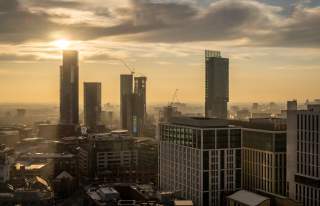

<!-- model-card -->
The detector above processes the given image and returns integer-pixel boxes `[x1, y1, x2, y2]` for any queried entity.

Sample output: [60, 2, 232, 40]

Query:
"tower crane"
[118, 59, 135, 75]
[169, 89, 179, 107]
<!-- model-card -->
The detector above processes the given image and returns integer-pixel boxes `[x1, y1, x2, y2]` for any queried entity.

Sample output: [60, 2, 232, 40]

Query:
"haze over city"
[0, 1, 320, 206]
[1, 0, 320, 104]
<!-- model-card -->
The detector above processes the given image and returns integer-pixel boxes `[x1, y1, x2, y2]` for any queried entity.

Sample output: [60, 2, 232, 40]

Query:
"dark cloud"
[128, 0, 276, 42]
[85, 53, 117, 61]
[0, 0, 319, 48]
[0, 53, 38, 61]
[0, 0, 62, 43]
[25, 0, 84, 8]
[253, 7, 320, 47]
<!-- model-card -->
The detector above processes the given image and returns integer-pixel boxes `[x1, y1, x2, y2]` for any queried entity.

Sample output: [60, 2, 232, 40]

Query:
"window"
[230, 129, 241, 148]
[217, 130, 228, 149]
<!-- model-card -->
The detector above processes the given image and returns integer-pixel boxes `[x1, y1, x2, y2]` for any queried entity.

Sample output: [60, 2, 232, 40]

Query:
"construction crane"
[118, 59, 135, 75]
[169, 89, 179, 107]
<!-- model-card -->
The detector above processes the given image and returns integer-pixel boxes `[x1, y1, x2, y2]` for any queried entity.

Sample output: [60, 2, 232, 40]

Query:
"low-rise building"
[79, 130, 138, 182]
[227, 190, 270, 206]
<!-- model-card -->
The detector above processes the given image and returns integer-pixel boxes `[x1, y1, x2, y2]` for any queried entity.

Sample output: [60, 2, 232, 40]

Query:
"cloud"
[253, 6, 320, 47]
[0, 53, 38, 61]
[0, 0, 62, 43]
[25, 0, 84, 8]
[0, 0, 319, 48]
[84, 53, 117, 61]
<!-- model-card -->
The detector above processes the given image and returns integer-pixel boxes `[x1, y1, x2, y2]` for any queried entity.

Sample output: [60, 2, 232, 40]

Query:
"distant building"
[84, 82, 102, 131]
[287, 100, 297, 111]
[0, 129, 20, 147]
[37, 123, 78, 139]
[205, 50, 229, 119]
[0, 144, 14, 183]
[236, 109, 251, 120]
[160, 106, 182, 123]
[60, 50, 79, 125]
[287, 103, 320, 206]
[16, 109, 26, 118]
[159, 117, 242, 206]
[120, 74, 134, 134]
[133, 76, 147, 137]
[101, 111, 113, 129]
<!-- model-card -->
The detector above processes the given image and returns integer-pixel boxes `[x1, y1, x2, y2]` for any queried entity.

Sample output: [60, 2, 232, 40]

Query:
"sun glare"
[54, 39, 70, 49]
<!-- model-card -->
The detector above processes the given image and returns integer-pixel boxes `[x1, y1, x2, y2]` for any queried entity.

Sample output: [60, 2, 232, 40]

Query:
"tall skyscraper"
[60, 50, 79, 125]
[287, 103, 320, 206]
[159, 117, 241, 206]
[120, 74, 133, 133]
[84, 82, 102, 130]
[133, 76, 147, 136]
[205, 50, 229, 119]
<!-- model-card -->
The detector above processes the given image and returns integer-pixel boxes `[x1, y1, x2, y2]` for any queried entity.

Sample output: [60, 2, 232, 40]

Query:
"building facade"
[120, 74, 134, 134]
[205, 50, 229, 119]
[79, 131, 138, 182]
[84, 82, 102, 131]
[287, 104, 320, 206]
[234, 119, 287, 197]
[60, 50, 79, 125]
[133, 76, 147, 137]
[159, 117, 241, 206]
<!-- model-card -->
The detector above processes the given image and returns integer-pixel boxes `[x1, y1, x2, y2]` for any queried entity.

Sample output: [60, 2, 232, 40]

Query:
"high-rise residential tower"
[60, 50, 79, 125]
[205, 50, 229, 119]
[133, 76, 147, 136]
[84, 82, 102, 130]
[287, 103, 320, 206]
[120, 74, 133, 133]
[159, 117, 242, 206]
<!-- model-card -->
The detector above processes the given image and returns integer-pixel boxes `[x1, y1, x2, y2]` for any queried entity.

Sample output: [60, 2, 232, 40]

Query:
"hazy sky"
[0, 0, 319, 104]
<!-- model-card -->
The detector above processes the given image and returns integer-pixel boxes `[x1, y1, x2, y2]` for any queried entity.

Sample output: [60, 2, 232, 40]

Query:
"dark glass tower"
[205, 50, 229, 119]
[120, 74, 133, 133]
[133, 76, 147, 136]
[84, 82, 102, 130]
[60, 50, 79, 125]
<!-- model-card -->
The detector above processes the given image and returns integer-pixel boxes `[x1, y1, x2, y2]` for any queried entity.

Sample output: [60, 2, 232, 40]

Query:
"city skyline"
[0, 0, 320, 104]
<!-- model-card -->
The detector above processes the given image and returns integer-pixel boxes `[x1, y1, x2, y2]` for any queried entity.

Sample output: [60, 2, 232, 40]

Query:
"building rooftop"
[20, 152, 75, 159]
[227, 190, 270, 206]
[167, 117, 229, 128]
[174, 200, 193, 206]
[307, 104, 320, 112]
[229, 118, 286, 131]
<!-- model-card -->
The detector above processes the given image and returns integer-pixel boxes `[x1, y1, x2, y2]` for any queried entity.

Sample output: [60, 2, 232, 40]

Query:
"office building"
[120, 74, 134, 134]
[287, 103, 320, 206]
[133, 76, 147, 136]
[84, 82, 102, 131]
[230, 118, 287, 196]
[79, 130, 138, 182]
[159, 117, 241, 206]
[205, 50, 229, 119]
[60, 50, 79, 125]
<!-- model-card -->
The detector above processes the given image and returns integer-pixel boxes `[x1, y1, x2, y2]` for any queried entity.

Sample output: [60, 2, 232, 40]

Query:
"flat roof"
[174, 200, 193, 206]
[167, 117, 229, 128]
[227, 190, 270, 206]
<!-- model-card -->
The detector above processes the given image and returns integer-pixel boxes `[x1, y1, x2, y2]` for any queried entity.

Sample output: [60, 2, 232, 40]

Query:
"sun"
[53, 39, 70, 49]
